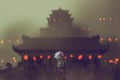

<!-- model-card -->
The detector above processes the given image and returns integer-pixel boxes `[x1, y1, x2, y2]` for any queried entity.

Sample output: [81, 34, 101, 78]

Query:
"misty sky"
[0, 0, 120, 65]
[0, 0, 120, 39]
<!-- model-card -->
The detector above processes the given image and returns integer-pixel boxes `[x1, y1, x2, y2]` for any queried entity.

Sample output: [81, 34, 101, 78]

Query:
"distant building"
[13, 8, 108, 65]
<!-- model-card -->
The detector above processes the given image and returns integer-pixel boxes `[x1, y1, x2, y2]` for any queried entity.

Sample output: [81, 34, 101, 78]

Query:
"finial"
[59, 6, 62, 10]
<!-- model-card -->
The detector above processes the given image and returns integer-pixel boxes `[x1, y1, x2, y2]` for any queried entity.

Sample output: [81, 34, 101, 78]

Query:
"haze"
[0, 0, 120, 65]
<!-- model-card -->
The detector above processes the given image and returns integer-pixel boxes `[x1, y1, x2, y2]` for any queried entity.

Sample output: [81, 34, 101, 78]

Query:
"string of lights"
[0, 37, 119, 45]
[0, 39, 20, 44]
[0, 54, 119, 65]
[98, 17, 118, 22]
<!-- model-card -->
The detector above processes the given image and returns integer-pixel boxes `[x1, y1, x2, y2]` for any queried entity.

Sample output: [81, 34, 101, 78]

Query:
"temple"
[13, 8, 108, 64]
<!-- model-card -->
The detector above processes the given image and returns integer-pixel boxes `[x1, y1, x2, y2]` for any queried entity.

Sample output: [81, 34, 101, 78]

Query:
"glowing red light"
[114, 58, 119, 63]
[47, 55, 51, 60]
[100, 37, 105, 42]
[33, 56, 37, 61]
[78, 54, 83, 60]
[88, 55, 92, 60]
[12, 57, 16, 60]
[108, 38, 112, 42]
[100, 37, 103, 41]
[70, 54, 74, 58]
[108, 59, 113, 63]
[115, 38, 119, 42]
[98, 54, 102, 59]
[39, 55, 43, 59]
[23, 54, 28, 61]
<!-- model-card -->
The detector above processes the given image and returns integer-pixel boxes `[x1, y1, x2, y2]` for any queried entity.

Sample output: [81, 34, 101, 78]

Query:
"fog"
[0, 60, 120, 80]
[0, 0, 120, 38]
[0, 0, 120, 69]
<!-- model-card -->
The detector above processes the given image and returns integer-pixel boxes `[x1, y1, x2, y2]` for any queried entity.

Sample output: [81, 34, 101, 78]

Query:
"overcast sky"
[0, 0, 120, 39]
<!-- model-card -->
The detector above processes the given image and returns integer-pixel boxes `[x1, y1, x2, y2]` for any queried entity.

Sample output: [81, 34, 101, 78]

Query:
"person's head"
[54, 51, 64, 60]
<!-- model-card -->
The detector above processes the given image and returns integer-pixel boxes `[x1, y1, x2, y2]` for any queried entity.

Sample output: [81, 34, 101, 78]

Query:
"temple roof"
[13, 37, 108, 52]
[51, 8, 69, 14]
[47, 8, 73, 27]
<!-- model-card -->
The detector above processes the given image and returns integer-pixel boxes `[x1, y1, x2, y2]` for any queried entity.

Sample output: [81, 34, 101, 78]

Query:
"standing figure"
[54, 51, 66, 80]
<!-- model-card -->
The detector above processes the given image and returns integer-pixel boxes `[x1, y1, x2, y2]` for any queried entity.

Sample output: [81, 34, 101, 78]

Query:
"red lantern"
[115, 58, 119, 62]
[108, 59, 113, 63]
[88, 54, 92, 60]
[39, 55, 43, 59]
[70, 54, 74, 58]
[23, 54, 28, 61]
[108, 37, 112, 42]
[98, 54, 102, 59]
[47, 55, 51, 60]
[78, 54, 83, 60]
[33, 56, 37, 61]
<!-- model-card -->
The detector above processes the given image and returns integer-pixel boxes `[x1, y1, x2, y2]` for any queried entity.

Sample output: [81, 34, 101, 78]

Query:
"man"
[54, 51, 66, 80]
